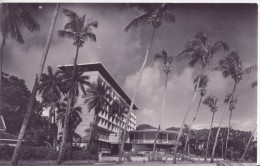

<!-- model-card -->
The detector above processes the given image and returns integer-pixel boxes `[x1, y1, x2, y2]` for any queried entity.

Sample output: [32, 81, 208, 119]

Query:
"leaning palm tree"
[120, 4, 175, 162]
[174, 32, 229, 164]
[210, 50, 252, 163]
[11, 4, 60, 165]
[239, 124, 256, 162]
[0, 4, 40, 113]
[83, 77, 111, 150]
[57, 9, 97, 164]
[203, 96, 218, 161]
[183, 75, 209, 156]
[57, 65, 90, 164]
[151, 49, 173, 160]
[223, 93, 238, 160]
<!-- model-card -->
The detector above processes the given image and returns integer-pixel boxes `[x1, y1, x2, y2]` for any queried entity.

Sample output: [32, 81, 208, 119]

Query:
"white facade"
[58, 63, 137, 148]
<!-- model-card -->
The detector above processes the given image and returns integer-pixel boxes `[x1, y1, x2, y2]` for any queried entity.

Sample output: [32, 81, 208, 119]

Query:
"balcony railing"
[130, 139, 181, 146]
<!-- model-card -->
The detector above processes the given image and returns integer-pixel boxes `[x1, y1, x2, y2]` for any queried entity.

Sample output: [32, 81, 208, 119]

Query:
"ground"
[0, 160, 257, 166]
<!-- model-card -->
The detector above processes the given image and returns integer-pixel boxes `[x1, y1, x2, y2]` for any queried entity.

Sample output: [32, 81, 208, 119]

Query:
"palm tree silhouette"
[57, 97, 82, 147]
[58, 9, 98, 66]
[120, 4, 175, 162]
[183, 75, 209, 157]
[174, 32, 228, 163]
[223, 93, 238, 159]
[203, 96, 218, 161]
[152, 49, 173, 160]
[211, 50, 252, 163]
[38, 66, 62, 148]
[11, 4, 60, 165]
[84, 77, 111, 150]
[57, 8, 98, 164]
[57, 65, 90, 163]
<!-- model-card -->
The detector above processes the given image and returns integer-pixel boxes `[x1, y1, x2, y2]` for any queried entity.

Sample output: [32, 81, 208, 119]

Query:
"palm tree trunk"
[11, 4, 60, 165]
[119, 28, 156, 162]
[204, 111, 215, 161]
[239, 125, 256, 162]
[172, 68, 205, 164]
[210, 82, 237, 163]
[74, 46, 80, 66]
[0, 33, 5, 114]
[87, 113, 97, 150]
[152, 72, 168, 160]
[224, 110, 233, 160]
[183, 94, 203, 157]
[57, 93, 72, 164]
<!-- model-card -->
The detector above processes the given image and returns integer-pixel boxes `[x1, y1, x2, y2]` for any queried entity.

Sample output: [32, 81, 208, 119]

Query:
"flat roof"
[130, 129, 179, 134]
[58, 62, 138, 110]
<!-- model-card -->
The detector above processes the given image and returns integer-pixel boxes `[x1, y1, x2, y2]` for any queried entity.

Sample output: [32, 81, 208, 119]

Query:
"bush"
[0, 145, 15, 160]
[0, 145, 98, 161]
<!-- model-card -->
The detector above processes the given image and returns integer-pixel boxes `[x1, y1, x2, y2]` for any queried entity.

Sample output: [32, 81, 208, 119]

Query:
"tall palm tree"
[239, 125, 256, 162]
[83, 77, 111, 150]
[11, 4, 60, 165]
[0, 4, 40, 113]
[183, 75, 209, 156]
[120, 4, 175, 162]
[151, 49, 173, 160]
[223, 93, 238, 160]
[57, 97, 82, 146]
[38, 66, 62, 148]
[57, 65, 90, 164]
[174, 32, 228, 164]
[203, 96, 218, 161]
[57, 9, 97, 164]
[210, 50, 251, 163]
[57, 8, 98, 66]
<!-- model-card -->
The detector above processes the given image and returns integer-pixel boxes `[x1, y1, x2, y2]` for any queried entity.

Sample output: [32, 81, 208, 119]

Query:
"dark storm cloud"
[2, 3, 257, 131]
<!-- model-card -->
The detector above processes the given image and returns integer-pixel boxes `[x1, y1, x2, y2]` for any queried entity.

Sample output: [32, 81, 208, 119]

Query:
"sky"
[1, 3, 257, 131]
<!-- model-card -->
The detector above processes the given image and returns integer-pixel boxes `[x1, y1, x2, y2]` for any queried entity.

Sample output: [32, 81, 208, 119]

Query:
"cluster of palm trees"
[0, 3, 256, 165]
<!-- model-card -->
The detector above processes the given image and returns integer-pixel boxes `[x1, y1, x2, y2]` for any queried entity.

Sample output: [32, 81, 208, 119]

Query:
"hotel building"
[58, 63, 137, 152]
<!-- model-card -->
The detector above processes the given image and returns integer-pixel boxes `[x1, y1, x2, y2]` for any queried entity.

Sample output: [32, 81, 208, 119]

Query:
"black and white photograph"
[0, 2, 258, 166]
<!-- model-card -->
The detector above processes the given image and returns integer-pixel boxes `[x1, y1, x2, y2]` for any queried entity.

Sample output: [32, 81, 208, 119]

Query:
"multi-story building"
[58, 63, 137, 153]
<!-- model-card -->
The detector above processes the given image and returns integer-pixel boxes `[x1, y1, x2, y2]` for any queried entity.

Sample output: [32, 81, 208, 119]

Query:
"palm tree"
[0, 4, 40, 113]
[57, 97, 82, 147]
[151, 49, 173, 160]
[120, 4, 175, 162]
[57, 9, 97, 164]
[210, 50, 252, 163]
[223, 93, 238, 160]
[109, 99, 129, 153]
[239, 125, 256, 162]
[174, 32, 228, 164]
[38, 66, 62, 148]
[83, 77, 111, 150]
[203, 96, 218, 161]
[57, 65, 90, 164]
[11, 4, 60, 165]
[183, 75, 209, 156]
[57, 8, 98, 66]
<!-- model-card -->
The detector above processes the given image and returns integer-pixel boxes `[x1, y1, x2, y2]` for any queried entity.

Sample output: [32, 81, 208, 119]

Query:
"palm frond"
[210, 41, 229, 55]
[244, 65, 257, 74]
[161, 11, 175, 23]
[124, 13, 149, 32]
[57, 30, 75, 39]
